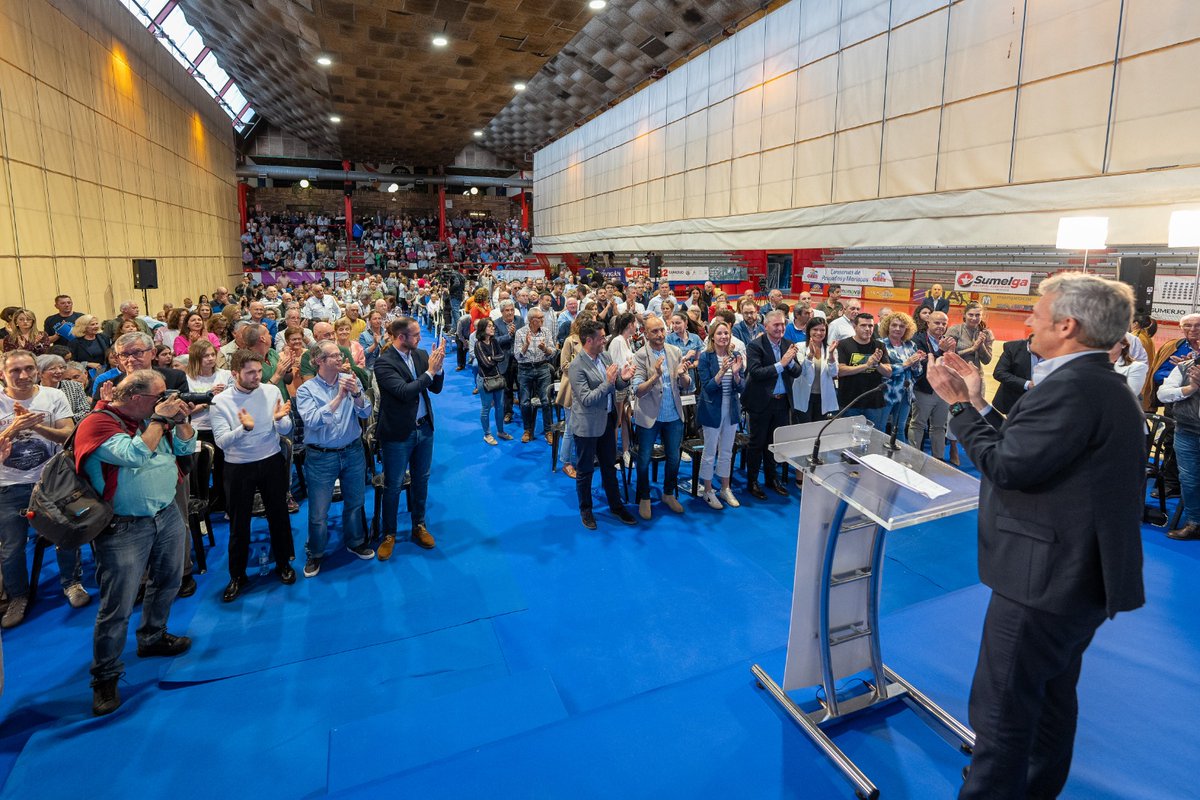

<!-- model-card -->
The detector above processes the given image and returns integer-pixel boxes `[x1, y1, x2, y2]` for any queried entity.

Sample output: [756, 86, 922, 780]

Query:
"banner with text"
[863, 287, 912, 303]
[802, 267, 894, 288]
[495, 268, 547, 282]
[954, 270, 1034, 295]
[1152, 276, 1198, 321]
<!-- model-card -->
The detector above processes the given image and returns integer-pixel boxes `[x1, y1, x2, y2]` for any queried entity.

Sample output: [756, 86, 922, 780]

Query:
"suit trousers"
[224, 452, 294, 578]
[746, 396, 790, 486]
[574, 410, 623, 513]
[503, 358, 518, 419]
[960, 592, 1105, 800]
[908, 389, 949, 459]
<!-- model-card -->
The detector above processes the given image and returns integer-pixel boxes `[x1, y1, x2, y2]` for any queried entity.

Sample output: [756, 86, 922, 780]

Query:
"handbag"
[482, 373, 506, 393]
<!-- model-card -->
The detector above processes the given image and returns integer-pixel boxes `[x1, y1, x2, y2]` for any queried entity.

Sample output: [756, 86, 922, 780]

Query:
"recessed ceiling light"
[470, 187, 479, 195]
[432, 35, 448, 47]
[473, 130, 483, 137]
[387, 183, 399, 193]
[588, 0, 607, 9]
[513, 82, 526, 91]
[330, 115, 341, 123]
[316, 56, 332, 66]
[299, 179, 310, 188]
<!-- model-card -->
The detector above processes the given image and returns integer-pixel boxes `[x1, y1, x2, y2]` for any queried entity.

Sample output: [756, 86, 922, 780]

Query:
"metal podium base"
[751, 663, 975, 799]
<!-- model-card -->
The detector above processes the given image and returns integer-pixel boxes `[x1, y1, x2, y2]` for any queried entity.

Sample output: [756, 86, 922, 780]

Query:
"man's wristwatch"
[150, 415, 176, 429]
[948, 401, 970, 417]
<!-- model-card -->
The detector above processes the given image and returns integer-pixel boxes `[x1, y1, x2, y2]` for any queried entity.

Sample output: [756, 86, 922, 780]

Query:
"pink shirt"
[174, 332, 221, 356]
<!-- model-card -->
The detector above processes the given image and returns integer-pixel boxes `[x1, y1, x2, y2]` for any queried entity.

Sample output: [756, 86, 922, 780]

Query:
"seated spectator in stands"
[335, 318, 365, 368]
[696, 319, 744, 509]
[197, 302, 213, 321]
[69, 315, 109, 375]
[630, 315, 694, 519]
[760, 289, 785, 317]
[2, 309, 49, 355]
[174, 311, 221, 358]
[302, 282, 340, 323]
[732, 300, 765, 346]
[207, 314, 231, 347]
[1110, 336, 1148, 396]
[155, 307, 186, 349]
[274, 307, 315, 351]
[792, 317, 838, 424]
[647, 284, 674, 319]
[1149, 313, 1200, 410]
[153, 344, 174, 368]
[37, 353, 90, 421]
[245, 301, 278, 339]
[918, 283, 950, 313]
[879, 312, 925, 443]
[102, 301, 151, 340]
[1157, 354, 1200, 540]
[44, 294, 83, 346]
[833, 313, 890, 431]
[209, 287, 231, 314]
[360, 311, 386, 372]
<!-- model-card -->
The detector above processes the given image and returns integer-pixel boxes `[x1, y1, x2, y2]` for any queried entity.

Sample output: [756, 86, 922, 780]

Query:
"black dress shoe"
[1167, 523, 1200, 540]
[768, 483, 788, 497]
[178, 575, 197, 598]
[222, 575, 247, 603]
[278, 565, 296, 585]
[137, 632, 192, 658]
[1152, 487, 1181, 500]
[612, 507, 638, 525]
[748, 483, 767, 500]
[581, 510, 597, 530]
[92, 677, 121, 716]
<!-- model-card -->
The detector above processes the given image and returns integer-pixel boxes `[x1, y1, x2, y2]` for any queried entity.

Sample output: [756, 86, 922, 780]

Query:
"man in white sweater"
[210, 349, 296, 602]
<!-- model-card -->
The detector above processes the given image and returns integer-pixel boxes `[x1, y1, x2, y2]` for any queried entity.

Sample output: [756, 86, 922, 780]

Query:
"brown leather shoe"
[563, 464, 577, 479]
[663, 494, 683, 513]
[377, 534, 396, 561]
[521, 431, 533, 443]
[411, 524, 436, 549]
[638, 498, 652, 520]
[1167, 523, 1200, 540]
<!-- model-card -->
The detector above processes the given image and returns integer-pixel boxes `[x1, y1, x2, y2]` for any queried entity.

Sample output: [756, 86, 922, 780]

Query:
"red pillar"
[438, 184, 447, 243]
[519, 190, 529, 230]
[342, 159, 354, 245]
[237, 182, 249, 233]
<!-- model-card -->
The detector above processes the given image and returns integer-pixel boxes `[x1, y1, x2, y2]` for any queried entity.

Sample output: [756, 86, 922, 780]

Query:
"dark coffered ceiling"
[179, 0, 769, 166]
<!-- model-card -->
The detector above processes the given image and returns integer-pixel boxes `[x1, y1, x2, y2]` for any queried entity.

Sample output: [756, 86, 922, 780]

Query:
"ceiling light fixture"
[513, 82, 526, 91]
[470, 186, 479, 195]
[330, 115, 341, 123]
[387, 183, 399, 193]
[432, 35, 448, 47]
[316, 56, 332, 66]
[588, 0, 607, 9]
[299, 179, 310, 188]
[473, 130, 483, 137]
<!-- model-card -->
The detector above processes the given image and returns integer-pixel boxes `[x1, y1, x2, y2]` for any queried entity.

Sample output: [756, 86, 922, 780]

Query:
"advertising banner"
[1151, 276, 1196, 321]
[953, 270, 1034, 294]
[863, 287, 912, 303]
[802, 267, 894, 287]
[495, 268, 547, 282]
[668, 265, 712, 282]
[978, 293, 1040, 312]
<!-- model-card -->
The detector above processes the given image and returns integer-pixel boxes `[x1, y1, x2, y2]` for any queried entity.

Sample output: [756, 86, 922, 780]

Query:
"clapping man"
[630, 315, 695, 519]
[833, 313, 892, 432]
[743, 310, 804, 499]
[513, 309, 557, 443]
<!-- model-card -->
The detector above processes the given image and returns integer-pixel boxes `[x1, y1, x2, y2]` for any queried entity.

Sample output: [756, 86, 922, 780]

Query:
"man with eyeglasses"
[294, 341, 374, 577]
[74, 369, 197, 715]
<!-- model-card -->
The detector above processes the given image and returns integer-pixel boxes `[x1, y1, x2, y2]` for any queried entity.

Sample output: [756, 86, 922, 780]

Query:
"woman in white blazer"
[1110, 337, 1148, 396]
[791, 316, 839, 423]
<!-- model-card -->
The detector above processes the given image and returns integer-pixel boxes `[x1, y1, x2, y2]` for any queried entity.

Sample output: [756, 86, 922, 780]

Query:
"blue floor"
[1, 330, 1195, 799]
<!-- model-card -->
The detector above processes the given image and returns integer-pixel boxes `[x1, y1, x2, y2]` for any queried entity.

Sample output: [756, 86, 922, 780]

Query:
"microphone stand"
[808, 384, 885, 470]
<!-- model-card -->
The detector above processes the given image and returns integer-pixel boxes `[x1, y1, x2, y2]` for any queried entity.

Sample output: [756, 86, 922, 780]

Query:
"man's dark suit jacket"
[911, 332, 942, 394]
[374, 345, 445, 442]
[992, 338, 1033, 414]
[492, 315, 525, 375]
[950, 352, 1144, 619]
[742, 335, 802, 414]
[918, 296, 950, 314]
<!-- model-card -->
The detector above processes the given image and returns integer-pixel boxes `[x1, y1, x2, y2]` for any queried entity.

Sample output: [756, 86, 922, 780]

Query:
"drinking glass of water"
[851, 420, 872, 450]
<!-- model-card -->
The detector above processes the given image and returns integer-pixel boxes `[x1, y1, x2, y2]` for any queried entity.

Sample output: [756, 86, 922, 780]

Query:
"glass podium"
[752, 418, 980, 799]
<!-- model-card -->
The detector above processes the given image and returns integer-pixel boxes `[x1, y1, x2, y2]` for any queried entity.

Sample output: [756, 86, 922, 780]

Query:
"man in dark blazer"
[991, 335, 1036, 415]
[917, 283, 950, 314]
[927, 273, 1144, 799]
[374, 316, 445, 559]
[492, 299, 524, 424]
[742, 309, 803, 499]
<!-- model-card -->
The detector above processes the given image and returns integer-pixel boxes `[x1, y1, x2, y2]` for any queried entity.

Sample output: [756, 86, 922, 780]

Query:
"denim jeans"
[304, 444, 367, 559]
[478, 376, 506, 435]
[518, 362, 553, 434]
[0, 482, 82, 598]
[842, 405, 889, 432]
[1174, 428, 1200, 525]
[91, 503, 185, 684]
[882, 394, 913, 443]
[560, 408, 577, 468]
[634, 418, 684, 500]
[382, 421, 434, 534]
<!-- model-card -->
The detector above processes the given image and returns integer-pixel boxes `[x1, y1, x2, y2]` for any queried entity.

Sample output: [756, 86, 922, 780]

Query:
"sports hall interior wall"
[249, 187, 519, 221]
[0, 0, 240, 319]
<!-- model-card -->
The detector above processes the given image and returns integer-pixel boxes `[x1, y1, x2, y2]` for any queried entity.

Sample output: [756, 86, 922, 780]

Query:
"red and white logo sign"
[954, 271, 1033, 294]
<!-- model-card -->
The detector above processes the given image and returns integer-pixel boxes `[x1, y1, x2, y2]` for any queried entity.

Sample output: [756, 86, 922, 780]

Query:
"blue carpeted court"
[0, 326, 1195, 799]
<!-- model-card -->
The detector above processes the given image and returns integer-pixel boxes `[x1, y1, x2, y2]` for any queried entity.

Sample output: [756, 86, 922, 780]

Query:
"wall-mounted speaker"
[1117, 257, 1155, 316]
[133, 258, 158, 289]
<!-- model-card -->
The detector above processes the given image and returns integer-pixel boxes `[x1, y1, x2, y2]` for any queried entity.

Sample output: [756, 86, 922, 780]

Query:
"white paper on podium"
[858, 454, 951, 499]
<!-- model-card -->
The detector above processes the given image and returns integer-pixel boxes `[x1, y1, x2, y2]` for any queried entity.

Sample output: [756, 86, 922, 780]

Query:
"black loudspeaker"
[648, 253, 662, 281]
[133, 259, 158, 289]
[1117, 257, 1156, 316]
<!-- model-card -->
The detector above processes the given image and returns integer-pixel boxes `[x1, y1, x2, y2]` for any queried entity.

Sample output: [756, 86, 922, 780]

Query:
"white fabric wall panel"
[1121, 0, 1200, 58]
[892, 0, 949, 27]
[884, 9, 949, 118]
[944, 0, 1023, 103]
[685, 109, 709, 171]
[664, 67, 687, 123]
[1021, 0, 1121, 83]
[646, 177, 665, 223]
[841, 0, 891, 46]
[799, 0, 842, 66]
[630, 135, 649, 185]
[1109, 42, 1200, 172]
[833, 123, 882, 203]
[707, 98, 735, 166]
[796, 58, 839, 141]
[684, 168, 707, 219]
[880, 108, 940, 197]
[762, 73, 799, 151]
[664, 119, 686, 176]
[937, 90, 1016, 190]
[662, 173, 684, 219]
[685, 52, 709, 115]
[734, 18, 765, 93]
[731, 153, 762, 216]
[705, 162, 731, 217]
[836, 37, 888, 131]
[646, 78, 667, 130]
[763, 2, 801, 81]
[613, 142, 633, 194]
[645, 127, 665, 180]
[1012, 66, 1110, 182]
[614, 187, 633, 228]
[708, 39, 737, 106]
[760, 145, 795, 211]
[732, 86, 763, 159]
[793, 135, 835, 207]
[630, 182, 648, 225]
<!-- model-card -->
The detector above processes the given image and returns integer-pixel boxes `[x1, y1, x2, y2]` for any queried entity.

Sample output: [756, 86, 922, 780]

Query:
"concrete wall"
[0, 0, 240, 319]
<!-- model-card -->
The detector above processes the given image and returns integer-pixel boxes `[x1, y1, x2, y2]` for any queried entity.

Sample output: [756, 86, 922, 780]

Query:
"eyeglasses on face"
[117, 348, 153, 359]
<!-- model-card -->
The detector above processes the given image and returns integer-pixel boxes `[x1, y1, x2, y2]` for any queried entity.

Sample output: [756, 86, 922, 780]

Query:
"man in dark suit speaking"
[375, 316, 445, 559]
[927, 272, 1144, 799]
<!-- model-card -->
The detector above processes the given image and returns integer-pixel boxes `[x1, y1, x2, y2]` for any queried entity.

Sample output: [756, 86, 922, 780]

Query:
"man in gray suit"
[568, 318, 637, 529]
[631, 314, 695, 519]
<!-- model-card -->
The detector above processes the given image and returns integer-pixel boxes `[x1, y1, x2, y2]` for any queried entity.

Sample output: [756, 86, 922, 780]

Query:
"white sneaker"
[1, 595, 28, 628]
[64, 583, 91, 609]
[719, 488, 740, 508]
[703, 490, 723, 510]
[681, 451, 692, 462]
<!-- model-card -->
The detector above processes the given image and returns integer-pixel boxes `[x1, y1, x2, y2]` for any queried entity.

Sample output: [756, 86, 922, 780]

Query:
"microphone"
[809, 384, 886, 469]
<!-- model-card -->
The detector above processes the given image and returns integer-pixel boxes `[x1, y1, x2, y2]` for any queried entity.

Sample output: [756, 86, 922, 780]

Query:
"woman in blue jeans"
[473, 318, 511, 445]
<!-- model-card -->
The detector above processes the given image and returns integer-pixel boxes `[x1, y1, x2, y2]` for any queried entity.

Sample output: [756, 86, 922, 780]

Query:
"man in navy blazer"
[742, 310, 803, 499]
[991, 336, 1035, 415]
[374, 316, 445, 559]
[917, 283, 950, 314]
[492, 300, 524, 424]
[927, 273, 1144, 799]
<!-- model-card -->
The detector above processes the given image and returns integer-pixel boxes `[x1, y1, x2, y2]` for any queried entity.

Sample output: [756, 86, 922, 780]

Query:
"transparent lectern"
[752, 418, 980, 799]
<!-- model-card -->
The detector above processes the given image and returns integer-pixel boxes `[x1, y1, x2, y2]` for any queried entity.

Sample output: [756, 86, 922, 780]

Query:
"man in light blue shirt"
[295, 341, 374, 577]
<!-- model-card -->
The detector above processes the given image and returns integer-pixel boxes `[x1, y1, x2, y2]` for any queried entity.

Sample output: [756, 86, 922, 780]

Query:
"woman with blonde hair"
[186, 338, 231, 512]
[2, 309, 49, 354]
[879, 310, 925, 443]
[335, 318, 365, 368]
[68, 314, 109, 373]
[696, 318, 744, 509]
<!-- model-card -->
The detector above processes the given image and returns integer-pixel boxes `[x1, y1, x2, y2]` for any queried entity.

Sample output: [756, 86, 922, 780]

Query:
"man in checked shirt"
[514, 308, 558, 443]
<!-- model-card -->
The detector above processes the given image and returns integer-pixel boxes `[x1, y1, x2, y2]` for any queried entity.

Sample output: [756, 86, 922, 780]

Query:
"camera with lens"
[165, 390, 214, 405]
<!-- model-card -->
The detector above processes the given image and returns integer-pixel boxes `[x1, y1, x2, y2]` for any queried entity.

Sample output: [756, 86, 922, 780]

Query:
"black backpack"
[28, 410, 119, 548]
